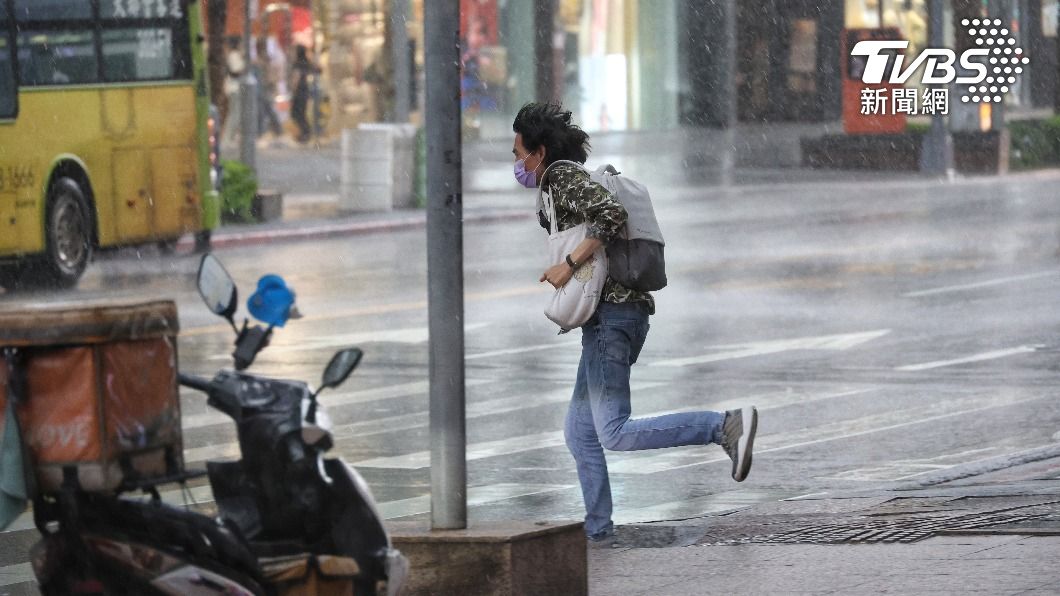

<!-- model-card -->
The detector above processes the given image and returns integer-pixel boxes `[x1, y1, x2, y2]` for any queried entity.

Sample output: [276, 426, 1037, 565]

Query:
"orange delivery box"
[0, 300, 184, 493]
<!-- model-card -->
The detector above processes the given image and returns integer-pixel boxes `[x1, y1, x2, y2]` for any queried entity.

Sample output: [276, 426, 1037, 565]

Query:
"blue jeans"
[563, 301, 725, 539]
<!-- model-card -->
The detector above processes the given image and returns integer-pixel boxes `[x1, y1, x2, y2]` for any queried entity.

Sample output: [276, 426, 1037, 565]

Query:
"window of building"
[1045, 0, 1058, 38]
[788, 19, 818, 93]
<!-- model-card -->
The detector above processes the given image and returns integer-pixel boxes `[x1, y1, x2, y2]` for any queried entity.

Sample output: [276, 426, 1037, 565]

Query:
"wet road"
[2, 171, 1060, 590]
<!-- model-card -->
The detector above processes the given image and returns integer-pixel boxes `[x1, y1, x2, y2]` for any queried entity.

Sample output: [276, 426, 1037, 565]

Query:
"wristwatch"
[565, 254, 579, 270]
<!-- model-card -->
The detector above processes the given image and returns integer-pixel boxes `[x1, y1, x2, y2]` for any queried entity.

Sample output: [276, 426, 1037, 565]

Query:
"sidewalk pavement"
[588, 469, 1060, 595]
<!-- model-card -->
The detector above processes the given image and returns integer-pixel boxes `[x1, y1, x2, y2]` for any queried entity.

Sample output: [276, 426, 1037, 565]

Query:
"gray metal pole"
[424, 0, 467, 530]
[720, 0, 737, 186]
[990, 0, 1011, 132]
[991, 0, 1012, 173]
[240, 0, 257, 170]
[391, 0, 411, 122]
[921, 0, 953, 176]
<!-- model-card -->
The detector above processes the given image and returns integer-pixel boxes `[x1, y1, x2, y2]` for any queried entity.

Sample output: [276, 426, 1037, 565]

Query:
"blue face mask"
[514, 156, 539, 188]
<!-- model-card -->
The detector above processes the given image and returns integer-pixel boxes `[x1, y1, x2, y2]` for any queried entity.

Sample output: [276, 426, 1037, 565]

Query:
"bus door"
[0, 2, 17, 252]
[99, 2, 200, 243]
[112, 141, 198, 243]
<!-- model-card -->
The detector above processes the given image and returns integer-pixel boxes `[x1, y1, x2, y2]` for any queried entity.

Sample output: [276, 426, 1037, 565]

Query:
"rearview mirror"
[197, 254, 237, 324]
[320, 348, 363, 393]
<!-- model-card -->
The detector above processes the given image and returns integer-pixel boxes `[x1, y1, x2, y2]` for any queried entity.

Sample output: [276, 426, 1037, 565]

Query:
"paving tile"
[587, 573, 690, 596]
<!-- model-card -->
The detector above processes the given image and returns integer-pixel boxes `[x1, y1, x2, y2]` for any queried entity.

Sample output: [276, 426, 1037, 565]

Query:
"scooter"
[29, 254, 409, 595]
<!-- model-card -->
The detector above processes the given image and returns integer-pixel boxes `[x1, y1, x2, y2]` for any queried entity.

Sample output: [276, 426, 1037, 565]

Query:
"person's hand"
[540, 262, 574, 289]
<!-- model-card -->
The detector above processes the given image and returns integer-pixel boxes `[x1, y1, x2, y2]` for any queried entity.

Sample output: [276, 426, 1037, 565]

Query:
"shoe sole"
[733, 406, 758, 482]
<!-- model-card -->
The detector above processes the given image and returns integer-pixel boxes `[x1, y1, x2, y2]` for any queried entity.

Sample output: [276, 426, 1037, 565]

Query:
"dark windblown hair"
[512, 102, 591, 168]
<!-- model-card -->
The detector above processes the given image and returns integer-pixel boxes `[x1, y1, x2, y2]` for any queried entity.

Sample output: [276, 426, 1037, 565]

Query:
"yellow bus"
[0, 0, 219, 289]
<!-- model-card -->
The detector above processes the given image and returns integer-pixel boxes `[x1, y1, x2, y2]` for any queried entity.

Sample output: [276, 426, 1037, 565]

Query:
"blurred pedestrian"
[221, 36, 245, 148]
[289, 45, 316, 144]
[254, 38, 282, 139]
[511, 102, 759, 547]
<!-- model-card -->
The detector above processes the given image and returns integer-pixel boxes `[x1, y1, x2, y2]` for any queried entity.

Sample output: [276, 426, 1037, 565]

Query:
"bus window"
[17, 30, 98, 86]
[103, 28, 176, 81]
[0, 5, 15, 119]
[12, 0, 92, 21]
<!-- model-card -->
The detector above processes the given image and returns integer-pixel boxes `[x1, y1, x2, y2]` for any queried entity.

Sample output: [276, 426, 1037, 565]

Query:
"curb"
[176, 209, 533, 251]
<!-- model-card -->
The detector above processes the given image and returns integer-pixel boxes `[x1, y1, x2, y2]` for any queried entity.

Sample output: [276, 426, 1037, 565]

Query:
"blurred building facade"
[213, 0, 1058, 139]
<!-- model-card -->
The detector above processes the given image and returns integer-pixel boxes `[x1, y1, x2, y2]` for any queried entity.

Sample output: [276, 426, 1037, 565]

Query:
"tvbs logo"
[853, 19, 1029, 104]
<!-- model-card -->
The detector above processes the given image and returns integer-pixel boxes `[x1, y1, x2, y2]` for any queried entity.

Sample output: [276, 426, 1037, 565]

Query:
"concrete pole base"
[386, 520, 587, 596]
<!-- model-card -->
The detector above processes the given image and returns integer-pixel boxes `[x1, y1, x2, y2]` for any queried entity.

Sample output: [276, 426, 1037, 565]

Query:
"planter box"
[252, 190, 283, 223]
[801, 130, 1010, 174]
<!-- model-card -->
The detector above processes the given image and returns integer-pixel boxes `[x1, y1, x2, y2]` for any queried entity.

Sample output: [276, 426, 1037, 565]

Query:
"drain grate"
[757, 510, 1047, 544]
[695, 499, 1060, 546]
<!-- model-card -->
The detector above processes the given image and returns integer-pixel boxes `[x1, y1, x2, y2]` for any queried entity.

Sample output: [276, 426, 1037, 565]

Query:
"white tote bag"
[542, 187, 608, 330]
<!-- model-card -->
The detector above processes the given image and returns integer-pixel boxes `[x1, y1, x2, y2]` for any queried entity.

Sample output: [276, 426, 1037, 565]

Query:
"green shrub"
[1009, 119, 1060, 171]
[1044, 115, 1060, 153]
[220, 159, 258, 222]
[906, 121, 930, 135]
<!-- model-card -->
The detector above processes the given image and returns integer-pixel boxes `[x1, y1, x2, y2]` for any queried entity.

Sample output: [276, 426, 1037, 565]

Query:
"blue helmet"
[247, 274, 296, 327]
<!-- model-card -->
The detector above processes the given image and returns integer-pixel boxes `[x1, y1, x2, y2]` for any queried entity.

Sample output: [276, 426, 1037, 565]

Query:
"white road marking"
[608, 393, 1048, 475]
[181, 379, 492, 431]
[183, 381, 665, 463]
[378, 483, 574, 519]
[895, 346, 1042, 372]
[209, 322, 492, 360]
[353, 387, 876, 470]
[354, 430, 566, 469]
[0, 563, 34, 587]
[332, 382, 665, 440]
[819, 447, 1001, 482]
[902, 271, 1057, 298]
[649, 330, 891, 368]
[466, 339, 581, 360]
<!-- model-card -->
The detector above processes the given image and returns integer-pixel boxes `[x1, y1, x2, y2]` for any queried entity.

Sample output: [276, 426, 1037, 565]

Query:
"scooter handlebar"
[178, 373, 214, 393]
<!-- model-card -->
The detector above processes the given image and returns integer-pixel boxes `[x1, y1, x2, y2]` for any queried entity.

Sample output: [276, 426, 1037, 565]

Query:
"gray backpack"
[539, 161, 667, 292]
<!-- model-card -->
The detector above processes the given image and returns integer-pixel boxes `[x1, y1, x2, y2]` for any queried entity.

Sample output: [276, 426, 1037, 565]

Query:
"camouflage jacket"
[539, 163, 655, 313]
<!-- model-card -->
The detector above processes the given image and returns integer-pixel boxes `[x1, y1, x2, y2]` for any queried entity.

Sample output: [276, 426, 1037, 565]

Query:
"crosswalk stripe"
[608, 393, 1049, 475]
[465, 339, 581, 360]
[180, 379, 492, 431]
[0, 562, 33, 588]
[3, 386, 869, 535]
[902, 271, 1057, 298]
[182, 381, 664, 464]
[209, 323, 493, 360]
[894, 346, 1042, 372]
[378, 483, 574, 519]
[332, 382, 666, 440]
[353, 387, 875, 470]
[355, 431, 567, 470]
[180, 284, 544, 337]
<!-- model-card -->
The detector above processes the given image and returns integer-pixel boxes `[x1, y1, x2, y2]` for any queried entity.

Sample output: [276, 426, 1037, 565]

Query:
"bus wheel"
[157, 238, 179, 255]
[39, 178, 93, 288]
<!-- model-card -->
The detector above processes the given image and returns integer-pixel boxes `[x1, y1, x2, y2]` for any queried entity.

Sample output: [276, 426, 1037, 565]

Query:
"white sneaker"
[721, 406, 758, 482]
